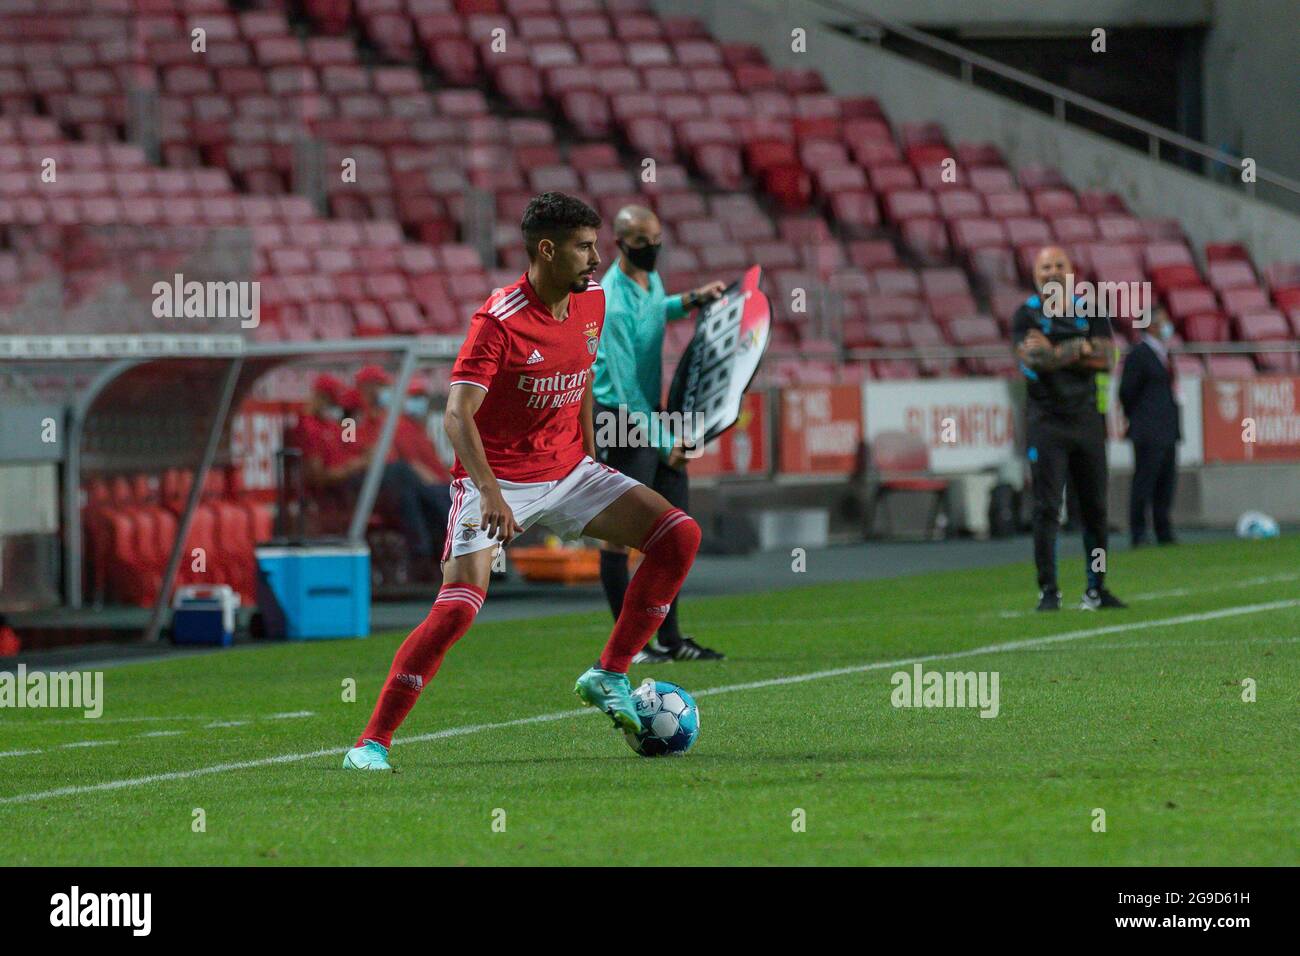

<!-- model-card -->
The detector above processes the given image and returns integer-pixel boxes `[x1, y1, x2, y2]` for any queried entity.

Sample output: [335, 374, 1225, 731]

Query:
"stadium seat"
[868, 431, 949, 538]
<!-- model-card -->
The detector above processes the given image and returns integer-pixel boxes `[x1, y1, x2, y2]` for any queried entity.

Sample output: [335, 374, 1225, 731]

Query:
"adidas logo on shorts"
[526, 349, 544, 364]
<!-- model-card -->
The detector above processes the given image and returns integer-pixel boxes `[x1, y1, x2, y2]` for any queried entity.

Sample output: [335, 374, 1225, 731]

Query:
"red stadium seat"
[1166, 286, 1219, 321]
[882, 189, 936, 223]
[1220, 286, 1270, 317]
[936, 189, 985, 221]
[1206, 260, 1258, 291]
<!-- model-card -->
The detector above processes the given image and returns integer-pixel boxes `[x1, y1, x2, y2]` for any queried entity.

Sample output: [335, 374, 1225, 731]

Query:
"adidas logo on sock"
[396, 673, 423, 690]
[526, 349, 544, 364]
[646, 604, 671, 617]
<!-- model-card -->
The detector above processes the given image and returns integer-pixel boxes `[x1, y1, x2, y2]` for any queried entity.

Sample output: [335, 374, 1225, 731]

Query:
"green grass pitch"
[1, 536, 1297, 865]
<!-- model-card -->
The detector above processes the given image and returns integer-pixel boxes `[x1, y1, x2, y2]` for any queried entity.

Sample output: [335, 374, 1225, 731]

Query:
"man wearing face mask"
[290, 374, 371, 491]
[592, 204, 727, 662]
[1013, 246, 1126, 612]
[1119, 307, 1181, 547]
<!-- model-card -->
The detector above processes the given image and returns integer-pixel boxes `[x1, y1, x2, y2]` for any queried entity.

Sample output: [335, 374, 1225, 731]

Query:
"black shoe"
[1081, 587, 1127, 610]
[1036, 588, 1061, 611]
[632, 641, 673, 664]
[665, 637, 725, 661]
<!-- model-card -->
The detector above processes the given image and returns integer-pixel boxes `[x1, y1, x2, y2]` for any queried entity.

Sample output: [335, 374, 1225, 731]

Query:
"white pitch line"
[266, 711, 315, 720]
[1018, 635, 1300, 653]
[138, 730, 185, 738]
[59, 740, 119, 749]
[205, 721, 249, 729]
[32, 714, 219, 727]
[0, 750, 43, 759]
[0, 598, 1296, 807]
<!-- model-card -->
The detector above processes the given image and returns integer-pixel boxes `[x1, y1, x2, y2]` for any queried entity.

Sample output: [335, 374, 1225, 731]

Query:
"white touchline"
[0, 598, 1296, 806]
[59, 740, 119, 749]
[1021, 635, 1300, 654]
[33, 711, 315, 727]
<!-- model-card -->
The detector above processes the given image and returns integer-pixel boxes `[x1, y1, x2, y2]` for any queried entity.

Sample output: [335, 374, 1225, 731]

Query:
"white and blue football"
[1236, 511, 1280, 540]
[624, 679, 700, 757]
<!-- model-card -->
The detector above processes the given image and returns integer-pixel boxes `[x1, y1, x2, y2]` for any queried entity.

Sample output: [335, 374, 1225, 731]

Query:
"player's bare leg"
[344, 546, 496, 771]
[573, 485, 701, 731]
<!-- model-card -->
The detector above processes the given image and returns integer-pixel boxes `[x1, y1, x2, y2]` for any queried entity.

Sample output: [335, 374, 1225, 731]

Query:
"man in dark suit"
[1119, 308, 1181, 546]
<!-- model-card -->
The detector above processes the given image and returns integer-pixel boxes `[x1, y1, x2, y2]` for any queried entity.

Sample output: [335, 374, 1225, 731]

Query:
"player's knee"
[661, 512, 701, 562]
[431, 584, 485, 633]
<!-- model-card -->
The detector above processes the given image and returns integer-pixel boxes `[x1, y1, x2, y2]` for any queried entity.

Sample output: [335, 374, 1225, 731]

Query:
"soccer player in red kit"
[344, 193, 702, 771]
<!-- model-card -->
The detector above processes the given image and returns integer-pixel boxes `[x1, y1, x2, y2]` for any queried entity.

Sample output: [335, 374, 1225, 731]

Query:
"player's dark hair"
[520, 192, 601, 261]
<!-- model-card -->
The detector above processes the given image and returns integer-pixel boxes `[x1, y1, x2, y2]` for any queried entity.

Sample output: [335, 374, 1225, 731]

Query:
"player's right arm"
[444, 384, 522, 543]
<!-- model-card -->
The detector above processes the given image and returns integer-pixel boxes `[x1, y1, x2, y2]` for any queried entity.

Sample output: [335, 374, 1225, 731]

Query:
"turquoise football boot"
[342, 739, 393, 772]
[573, 666, 640, 734]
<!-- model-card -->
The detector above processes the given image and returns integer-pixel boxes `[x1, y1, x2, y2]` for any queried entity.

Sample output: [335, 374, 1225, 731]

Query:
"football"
[623, 680, 700, 757]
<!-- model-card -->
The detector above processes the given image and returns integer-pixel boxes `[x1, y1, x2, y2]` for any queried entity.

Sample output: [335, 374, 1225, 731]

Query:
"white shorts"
[443, 455, 641, 560]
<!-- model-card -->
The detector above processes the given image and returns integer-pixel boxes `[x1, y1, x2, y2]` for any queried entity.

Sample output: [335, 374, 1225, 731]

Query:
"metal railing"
[806, 0, 1300, 203]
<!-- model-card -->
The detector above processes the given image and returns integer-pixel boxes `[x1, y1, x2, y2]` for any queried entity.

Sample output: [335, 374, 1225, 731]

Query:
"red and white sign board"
[779, 385, 862, 474]
[688, 391, 769, 478]
[1202, 376, 1300, 462]
[862, 379, 1017, 473]
[230, 400, 295, 497]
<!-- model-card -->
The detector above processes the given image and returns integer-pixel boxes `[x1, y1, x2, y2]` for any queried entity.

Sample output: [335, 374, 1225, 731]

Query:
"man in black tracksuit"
[1013, 246, 1127, 611]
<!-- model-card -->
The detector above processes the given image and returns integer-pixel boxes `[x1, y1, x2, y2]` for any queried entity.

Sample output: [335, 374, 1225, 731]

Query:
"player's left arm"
[580, 376, 596, 459]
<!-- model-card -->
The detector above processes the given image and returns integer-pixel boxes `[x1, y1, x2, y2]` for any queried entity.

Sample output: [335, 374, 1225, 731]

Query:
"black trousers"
[1027, 409, 1109, 592]
[1129, 441, 1177, 544]
[594, 402, 690, 644]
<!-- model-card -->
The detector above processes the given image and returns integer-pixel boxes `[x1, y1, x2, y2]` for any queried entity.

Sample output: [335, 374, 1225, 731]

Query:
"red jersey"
[449, 273, 605, 482]
[288, 414, 349, 468]
[357, 411, 401, 465]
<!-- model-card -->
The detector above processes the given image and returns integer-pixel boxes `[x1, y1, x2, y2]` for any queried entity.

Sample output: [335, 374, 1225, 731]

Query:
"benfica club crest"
[584, 322, 600, 354]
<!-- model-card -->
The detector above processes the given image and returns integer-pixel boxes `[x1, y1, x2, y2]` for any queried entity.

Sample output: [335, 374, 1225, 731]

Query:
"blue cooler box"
[255, 543, 370, 640]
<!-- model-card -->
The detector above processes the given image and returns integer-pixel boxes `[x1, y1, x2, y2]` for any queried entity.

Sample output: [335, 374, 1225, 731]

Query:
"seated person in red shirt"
[289, 374, 372, 491]
[354, 366, 450, 571]
[395, 377, 452, 484]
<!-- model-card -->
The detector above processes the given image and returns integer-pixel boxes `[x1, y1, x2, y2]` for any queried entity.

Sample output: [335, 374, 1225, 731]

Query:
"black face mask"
[619, 240, 661, 272]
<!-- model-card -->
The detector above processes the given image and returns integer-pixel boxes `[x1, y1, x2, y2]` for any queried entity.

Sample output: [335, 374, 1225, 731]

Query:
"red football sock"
[599, 509, 701, 673]
[356, 583, 485, 748]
